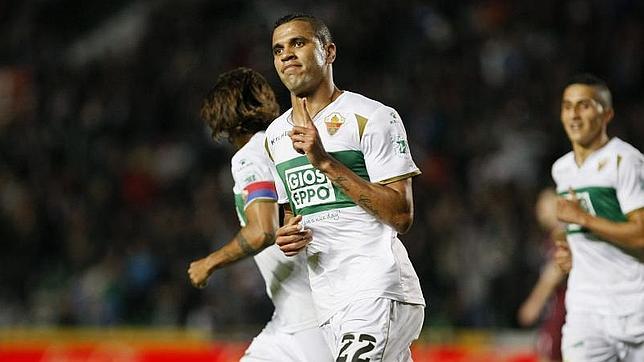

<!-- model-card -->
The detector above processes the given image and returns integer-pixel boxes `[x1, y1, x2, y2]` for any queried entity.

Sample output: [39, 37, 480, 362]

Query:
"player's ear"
[325, 43, 336, 64]
[603, 107, 614, 125]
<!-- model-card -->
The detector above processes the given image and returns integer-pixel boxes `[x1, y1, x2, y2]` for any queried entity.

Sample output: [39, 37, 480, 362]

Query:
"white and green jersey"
[232, 132, 318, 333]
[264, 91, 425, 324]
[552, 137, 644, 316]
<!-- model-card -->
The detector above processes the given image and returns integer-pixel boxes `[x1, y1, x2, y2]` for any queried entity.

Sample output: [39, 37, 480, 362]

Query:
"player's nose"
[280, 47, 296, 61]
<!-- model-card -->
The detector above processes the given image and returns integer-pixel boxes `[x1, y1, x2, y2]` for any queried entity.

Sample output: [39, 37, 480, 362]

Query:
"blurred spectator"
[518, 188, 567, 362]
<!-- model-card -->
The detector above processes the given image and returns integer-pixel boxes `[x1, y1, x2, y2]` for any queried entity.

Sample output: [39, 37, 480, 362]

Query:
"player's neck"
[295, 82, 342, 119]
[572, 133, 610, 166]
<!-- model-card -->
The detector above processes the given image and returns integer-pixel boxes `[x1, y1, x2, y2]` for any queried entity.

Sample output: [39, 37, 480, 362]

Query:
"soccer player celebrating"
[552, 74, 644, 361]
[188, 67, 331, 361]
[265, 14, 425, 361]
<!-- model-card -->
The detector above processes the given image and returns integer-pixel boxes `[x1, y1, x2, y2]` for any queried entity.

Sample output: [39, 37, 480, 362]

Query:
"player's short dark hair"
[273, 14, 333, 46]
[201, 67, 279, 141]
[564, 73, 612, 109]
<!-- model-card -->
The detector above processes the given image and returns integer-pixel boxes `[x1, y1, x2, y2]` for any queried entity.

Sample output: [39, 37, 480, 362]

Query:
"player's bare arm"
[188, 200, 278, 288]
[557, 189, 644, 249]
[518, 259, 566, 327]
[289, 97, 414, 234]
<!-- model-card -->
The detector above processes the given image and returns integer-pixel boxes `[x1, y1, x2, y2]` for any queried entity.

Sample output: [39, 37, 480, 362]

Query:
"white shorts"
[562, 312, 644, 362]
[321, 297, 424, 362]
[241, 320, 332, 362]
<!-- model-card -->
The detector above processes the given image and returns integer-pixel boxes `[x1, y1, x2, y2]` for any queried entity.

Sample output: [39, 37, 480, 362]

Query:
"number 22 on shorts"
[336, 333, 377, 362]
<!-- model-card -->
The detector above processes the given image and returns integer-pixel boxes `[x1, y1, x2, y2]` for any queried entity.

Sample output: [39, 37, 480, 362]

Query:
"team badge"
[324, 113, 345, 135]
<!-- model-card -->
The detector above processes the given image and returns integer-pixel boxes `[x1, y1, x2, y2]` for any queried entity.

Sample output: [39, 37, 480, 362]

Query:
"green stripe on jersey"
[234, 193, 247, 226]
[559, 186, 627, 234]
[276, 150, 369, 215]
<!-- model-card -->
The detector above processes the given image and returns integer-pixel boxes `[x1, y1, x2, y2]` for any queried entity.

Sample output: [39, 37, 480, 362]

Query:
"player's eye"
[273, 48, 283, 55]
[295, 40, 304, 47]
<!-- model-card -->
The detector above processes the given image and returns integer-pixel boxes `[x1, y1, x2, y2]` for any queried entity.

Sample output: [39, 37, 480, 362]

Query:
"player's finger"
[293, 97, 314, 128]
[288, 127, 307, 137]
[278, 230, 311, 248]
[286, 214, 302, 226]
[554, 237, 568, 248]
[292, 98, 306, 127]
[276, 232, 307, 246]
[556, 197, 566, 207]
[275, 234, 297, 246]
[568, 187, 577, 201]
[301, 98, 314, 128]
[301, 98, 313, 127]
[276, 227, 297, 238]
[189, 274, 204, 288]
[554, 249, 571, 263]
[555, 198, 568, 217]
[279, 241, 306, 254]
[289, 133, 308, 143]
[281, 242, 309, 256]
[290, 125, 311, 135]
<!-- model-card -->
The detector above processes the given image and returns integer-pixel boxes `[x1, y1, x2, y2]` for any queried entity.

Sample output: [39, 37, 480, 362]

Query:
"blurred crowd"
[1, 0, 642, 333]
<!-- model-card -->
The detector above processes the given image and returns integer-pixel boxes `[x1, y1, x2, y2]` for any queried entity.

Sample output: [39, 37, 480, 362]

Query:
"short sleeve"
[232, 156, 278, 209]
[617, 153, 644, 214]
[361, 106, 421, 183]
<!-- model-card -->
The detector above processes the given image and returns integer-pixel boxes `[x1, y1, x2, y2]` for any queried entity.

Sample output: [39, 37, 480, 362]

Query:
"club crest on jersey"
[324, 113, 345, 135]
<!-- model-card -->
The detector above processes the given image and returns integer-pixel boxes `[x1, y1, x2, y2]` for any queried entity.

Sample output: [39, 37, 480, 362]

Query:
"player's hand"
[289, 97, 331, 169]
[188, 257, 212, 289]
[556, 188, 587, 225]
[275, 214, 312, 256]
[554, 238, 572, 273]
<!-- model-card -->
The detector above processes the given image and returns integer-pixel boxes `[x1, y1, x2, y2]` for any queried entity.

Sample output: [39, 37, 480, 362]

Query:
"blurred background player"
[266, 14, 425, 361]
[553, 74, 644, 362]
[518, 187, 567, 362]
[187, 67, 331, 361]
